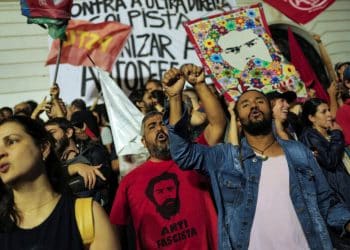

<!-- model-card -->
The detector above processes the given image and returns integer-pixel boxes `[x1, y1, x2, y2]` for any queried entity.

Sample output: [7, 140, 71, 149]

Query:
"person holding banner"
[166, 84, 350, 249]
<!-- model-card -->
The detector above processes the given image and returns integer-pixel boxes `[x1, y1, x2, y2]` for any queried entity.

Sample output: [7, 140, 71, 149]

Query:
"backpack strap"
[75, 197, 94, 245]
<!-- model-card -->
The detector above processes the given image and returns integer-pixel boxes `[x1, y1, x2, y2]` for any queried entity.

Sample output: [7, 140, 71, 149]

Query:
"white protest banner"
[99, 68, 149, 177]
[50, 0, 237, 105]
[98, 68, 144, 155]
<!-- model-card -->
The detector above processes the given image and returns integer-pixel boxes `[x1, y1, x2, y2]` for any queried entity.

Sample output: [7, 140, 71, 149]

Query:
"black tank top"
[0, 193, 84, 250]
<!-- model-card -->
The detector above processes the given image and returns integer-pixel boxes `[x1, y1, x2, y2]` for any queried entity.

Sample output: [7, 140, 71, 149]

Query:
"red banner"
[46, 20, 132, 72]
[264, 0, 335, 24]
[288, 28, 329, 102]
[20, 0, 72, 19]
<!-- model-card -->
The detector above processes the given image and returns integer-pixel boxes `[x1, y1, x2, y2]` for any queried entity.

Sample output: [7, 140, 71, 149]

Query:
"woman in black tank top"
[0, 116, 120, 250]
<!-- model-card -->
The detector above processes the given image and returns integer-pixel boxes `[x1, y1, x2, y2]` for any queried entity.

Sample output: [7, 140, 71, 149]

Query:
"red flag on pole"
[46, 20, 132, 72]
[21, 0, 72, 19]
[264, 0, 335, 24]
[288, 28, 329, 102]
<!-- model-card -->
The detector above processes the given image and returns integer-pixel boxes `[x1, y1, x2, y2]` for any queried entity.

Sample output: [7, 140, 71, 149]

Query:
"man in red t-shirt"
[110, 64, 226, 249]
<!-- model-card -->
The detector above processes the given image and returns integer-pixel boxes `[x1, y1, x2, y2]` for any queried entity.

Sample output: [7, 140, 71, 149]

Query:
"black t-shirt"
[0, 193, 84, 250]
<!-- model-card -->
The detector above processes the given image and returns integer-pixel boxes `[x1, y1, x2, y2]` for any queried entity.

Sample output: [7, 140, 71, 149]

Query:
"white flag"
[99, 69, 146, 156]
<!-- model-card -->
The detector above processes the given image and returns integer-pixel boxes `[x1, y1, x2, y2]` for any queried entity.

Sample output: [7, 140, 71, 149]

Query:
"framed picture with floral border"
[183, 3, 307, 102]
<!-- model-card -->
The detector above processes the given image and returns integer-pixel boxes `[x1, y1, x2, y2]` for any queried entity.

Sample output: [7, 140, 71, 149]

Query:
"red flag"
[288, 28, 329, 102]
[21, 0, 72, 19]
[264, 0, 335, 24]
[46, 20, 132, 72]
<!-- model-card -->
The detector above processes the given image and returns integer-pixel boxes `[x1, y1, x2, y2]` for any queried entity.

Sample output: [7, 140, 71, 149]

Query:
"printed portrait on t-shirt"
[145, 172, 180, 220]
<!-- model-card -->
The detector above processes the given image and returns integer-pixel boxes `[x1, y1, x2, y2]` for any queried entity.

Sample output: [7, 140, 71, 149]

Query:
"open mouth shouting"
[249, 108, 263, 120]
[156, 132, 168, 142]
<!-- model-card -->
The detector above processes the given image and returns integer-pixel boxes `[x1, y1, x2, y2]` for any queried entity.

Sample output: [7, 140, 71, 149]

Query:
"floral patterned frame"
[183, 3, 307, 101]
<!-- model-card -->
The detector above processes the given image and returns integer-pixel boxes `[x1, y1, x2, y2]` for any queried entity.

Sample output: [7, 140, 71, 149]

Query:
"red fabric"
[264, 0, 335, 24]
[46, 20, 132, 72]
[194, 131, 209, 146]
[336, 99, 350, 146]
[21, 0, 72, 19]
[288, 28, 329, 103]
[84, 126, 97, 140]
[110, 159, 218, 250]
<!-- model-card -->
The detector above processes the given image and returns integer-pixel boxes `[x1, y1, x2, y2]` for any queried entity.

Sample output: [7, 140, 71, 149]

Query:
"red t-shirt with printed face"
[109, 158, 218, 250]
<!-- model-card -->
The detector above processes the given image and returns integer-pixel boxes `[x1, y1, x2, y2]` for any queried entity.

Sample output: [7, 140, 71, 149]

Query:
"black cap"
[70, 110, 100, 137]
[265, 91, 297, 104]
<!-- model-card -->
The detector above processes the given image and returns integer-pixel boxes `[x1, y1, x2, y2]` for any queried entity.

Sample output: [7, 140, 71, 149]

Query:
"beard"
[241, 108, 272, 136]
[147, 142, 171, 160]
[156, 198, 180, 220]
[145, 131, 172, 160]
[54, 135, 70, 159]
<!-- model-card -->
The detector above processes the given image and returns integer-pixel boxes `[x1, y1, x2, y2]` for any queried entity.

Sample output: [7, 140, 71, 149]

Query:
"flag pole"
[313, 34, 337, 82]
[86, 53, 103, 111]
[52, 39, 63, 86]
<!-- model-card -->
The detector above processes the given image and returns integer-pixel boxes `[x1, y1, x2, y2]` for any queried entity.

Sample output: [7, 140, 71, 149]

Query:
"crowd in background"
[1, 61, 350, 250]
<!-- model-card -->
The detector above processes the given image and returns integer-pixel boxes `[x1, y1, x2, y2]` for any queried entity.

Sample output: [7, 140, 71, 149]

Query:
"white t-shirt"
[100, 126, 113, 145]
[248, 155, 309, 250]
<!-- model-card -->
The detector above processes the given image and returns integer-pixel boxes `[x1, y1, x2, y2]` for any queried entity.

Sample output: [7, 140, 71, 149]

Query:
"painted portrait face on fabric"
[218, 29, 272, 71]
[184, 4, 308, 102]
[146, 172, 180, 220]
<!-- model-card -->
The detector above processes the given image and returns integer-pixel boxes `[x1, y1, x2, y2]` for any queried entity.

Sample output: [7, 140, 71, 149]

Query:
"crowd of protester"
[1, 61, 350, 249]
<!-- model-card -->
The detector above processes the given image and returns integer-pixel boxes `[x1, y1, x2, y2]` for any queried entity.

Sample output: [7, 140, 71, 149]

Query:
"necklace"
[249, 139, 276, 161]
[18, 194, 60, 215]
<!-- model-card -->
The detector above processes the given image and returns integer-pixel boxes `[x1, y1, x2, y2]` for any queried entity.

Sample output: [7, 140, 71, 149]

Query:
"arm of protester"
[162, 67, 186, 126]
[181, 64, 226, 145]
[89, 201, 121, 250]
[49, 98, 66, 118]
[182, 94, 207, 126]
[313, 34, 338, 82]
[49, 83, 67, 118]
[190, 109, 207, 126]
[274, 119, 290, 140]
[328, 80, 339, 119]
[227, 101, 239, 146]
[167, 110, 236, 174]
[50, 83, 60, 99]
[89, 92, 102, 112]
[31, 96, 49, 120]
[67, 163, 106, 190]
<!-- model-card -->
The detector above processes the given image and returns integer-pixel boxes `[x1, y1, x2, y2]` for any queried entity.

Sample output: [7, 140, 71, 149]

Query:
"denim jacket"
[167, 112, 350, 250]
[299, 127, 350, 207]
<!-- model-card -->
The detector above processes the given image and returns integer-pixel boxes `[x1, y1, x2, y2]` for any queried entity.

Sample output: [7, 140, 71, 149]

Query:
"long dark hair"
[301, 98, 327, 127]
[0, 116, 66, 232]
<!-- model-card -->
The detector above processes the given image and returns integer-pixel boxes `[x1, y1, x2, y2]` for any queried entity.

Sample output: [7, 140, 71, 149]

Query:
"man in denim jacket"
[163, 68, 350, 250]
